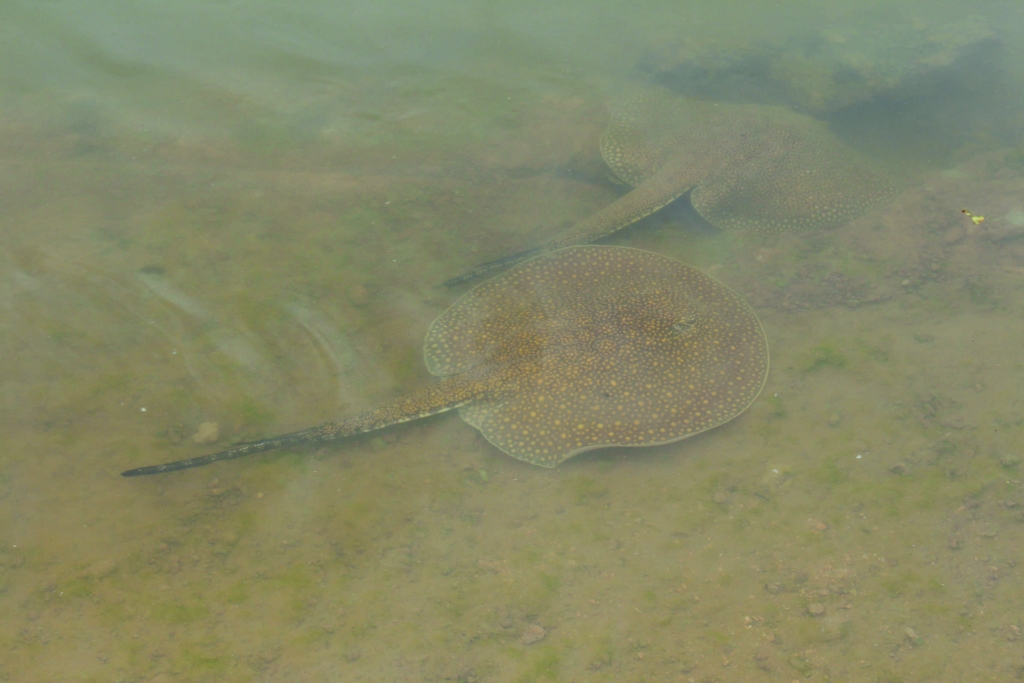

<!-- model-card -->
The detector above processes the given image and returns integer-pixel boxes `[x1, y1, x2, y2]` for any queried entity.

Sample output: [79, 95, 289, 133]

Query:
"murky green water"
[3, 1, 1024, 681]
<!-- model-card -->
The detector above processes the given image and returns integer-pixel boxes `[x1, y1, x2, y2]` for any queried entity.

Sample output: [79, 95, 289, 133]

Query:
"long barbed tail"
[121, 374, 488, 477]
[442, 247, 543, 287]
[120, 425, 334, 476]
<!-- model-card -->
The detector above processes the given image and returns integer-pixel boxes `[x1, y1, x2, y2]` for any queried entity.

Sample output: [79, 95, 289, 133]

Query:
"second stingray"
[446, 86, 897, 285]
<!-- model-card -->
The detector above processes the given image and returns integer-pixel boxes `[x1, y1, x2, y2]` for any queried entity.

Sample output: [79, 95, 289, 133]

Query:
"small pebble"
[807, 603, 826, 617]
[192, 422, 219, 444]
[827, 412, 841, 427]
[889, 462, 909, 475]
[712, 492, 728, 504]
[520, 623, 546, 645]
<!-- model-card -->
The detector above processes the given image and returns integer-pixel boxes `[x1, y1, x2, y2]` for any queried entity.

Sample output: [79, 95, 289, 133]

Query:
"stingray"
[122, 246, 768, 476]
[445, 86, 896, 285]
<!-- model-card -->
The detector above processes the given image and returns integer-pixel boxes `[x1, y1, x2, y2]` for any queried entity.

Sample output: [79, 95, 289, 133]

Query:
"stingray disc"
[600, 87, 897, 235]
[425, 246, 769, 466]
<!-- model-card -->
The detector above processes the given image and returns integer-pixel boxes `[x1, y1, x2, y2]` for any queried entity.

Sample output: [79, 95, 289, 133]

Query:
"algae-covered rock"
[644, 16, 998, 116]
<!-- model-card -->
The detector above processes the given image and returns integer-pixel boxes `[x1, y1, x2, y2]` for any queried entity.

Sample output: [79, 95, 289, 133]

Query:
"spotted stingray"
[445, 86, 896, 285]
[122, 246, 768, 476]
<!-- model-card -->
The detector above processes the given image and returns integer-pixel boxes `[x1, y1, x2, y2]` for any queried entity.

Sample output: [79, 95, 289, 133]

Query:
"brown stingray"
[445, 86, 896, 285]
[122, 246, 768, 476]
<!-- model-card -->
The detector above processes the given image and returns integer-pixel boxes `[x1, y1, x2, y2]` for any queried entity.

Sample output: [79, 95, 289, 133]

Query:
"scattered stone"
[644, 16, 999, 116]
[807, 603, 826, 617]
[765, 582, 784, 594]
[947, 536, 962, 550]
[904, 627, 924, 646]
[520, 623, 546, 645]
[192, 422, 219, 444]
[712, 492, 728, 504]
[827, 412, 842, 427]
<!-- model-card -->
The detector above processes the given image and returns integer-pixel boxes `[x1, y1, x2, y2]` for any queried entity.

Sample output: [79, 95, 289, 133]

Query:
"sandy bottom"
[2, 89, 1024, 683]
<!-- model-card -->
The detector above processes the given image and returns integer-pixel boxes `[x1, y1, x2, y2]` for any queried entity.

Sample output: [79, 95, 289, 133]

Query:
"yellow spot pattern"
[426, 246, 768, 467]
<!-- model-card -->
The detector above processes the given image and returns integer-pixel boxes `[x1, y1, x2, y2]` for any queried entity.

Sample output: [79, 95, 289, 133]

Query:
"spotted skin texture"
[445, 86, 896, 286]
[430, 246, 769, 466]
[123, 246, 767, 475]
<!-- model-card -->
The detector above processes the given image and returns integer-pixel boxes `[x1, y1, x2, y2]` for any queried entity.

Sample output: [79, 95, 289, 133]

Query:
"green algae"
[152, 600, 210, 624]
[801, 341, 848, 372]
[515, 645, 562, 683]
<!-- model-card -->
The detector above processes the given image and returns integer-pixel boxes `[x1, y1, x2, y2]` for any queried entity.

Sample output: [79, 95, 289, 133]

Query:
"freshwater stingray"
[122, 246, 768, 476]
[445, 86, 896, 285]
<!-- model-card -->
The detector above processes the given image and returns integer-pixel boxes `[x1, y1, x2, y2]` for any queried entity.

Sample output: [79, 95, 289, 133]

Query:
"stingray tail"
[120, 427, 333, 476]
[443, 170, 689, 286]
[443, 247, 543, 287]
[121, 374, 492, 477]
